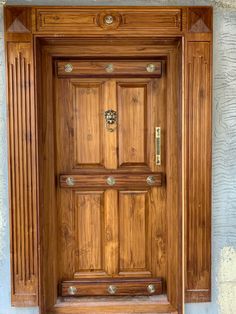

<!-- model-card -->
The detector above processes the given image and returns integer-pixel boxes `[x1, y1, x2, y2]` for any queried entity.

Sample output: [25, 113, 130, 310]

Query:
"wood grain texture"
[119, 191, 151, 276]
[118, 82, 148, 167]
[4, 5, 213, 312]
[52, 41, 171, 311]
[61, 277, 163, 296]
[57, 60, 162, 78]
[7, 42, 38, 306]
[5, 7, 31, 33]
[72, 81, 104, 168]
[60, 173, 162, 189]
[34, 7, 183, 35]
[5, 6, 32, 41]
[187, 7, 212, 33]
[74, 192, 106, 277]
[185, 41, 212, 302]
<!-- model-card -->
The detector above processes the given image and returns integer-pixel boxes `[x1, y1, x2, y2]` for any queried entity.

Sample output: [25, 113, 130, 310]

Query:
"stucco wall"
[0, 1, 236, 313]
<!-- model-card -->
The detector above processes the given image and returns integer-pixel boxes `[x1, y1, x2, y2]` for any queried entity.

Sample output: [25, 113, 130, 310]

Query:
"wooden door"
[54, 59, 167, 297]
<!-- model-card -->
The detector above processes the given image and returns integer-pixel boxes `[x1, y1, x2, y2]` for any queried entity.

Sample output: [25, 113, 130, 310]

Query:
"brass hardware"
[107, 176, 116, 186]
[105, 63, 114, 73]
[107, 285, 117, 295]
[66, 177, 75, 187]
[68, 286, 78, 295]
[155, 127, 161, 165]
[147, 176, 156, 185]
[104, 15, 114, 25]
[147, 284, 156, 294]
[146, 63, 156, 73]
[64, 63, 73, 73]
[104, 109, 117, 132]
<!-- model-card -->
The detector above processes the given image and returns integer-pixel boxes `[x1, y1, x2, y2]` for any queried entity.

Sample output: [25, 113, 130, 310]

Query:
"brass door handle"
[155, 127, 161, 165]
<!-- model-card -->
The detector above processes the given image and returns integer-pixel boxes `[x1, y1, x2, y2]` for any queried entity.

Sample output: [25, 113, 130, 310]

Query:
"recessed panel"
[119, 191, 151, 276]
[72, 82, 104, 168]
[118, 82, 150, 169]
[74, 192, 105, 276]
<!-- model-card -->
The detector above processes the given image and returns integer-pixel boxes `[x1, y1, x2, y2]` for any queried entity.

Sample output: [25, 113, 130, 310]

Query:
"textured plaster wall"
[0, 1, 236, 314]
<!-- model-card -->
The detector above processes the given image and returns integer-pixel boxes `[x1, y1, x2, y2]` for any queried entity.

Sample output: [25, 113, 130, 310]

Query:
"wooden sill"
[48, 295, 177, 313]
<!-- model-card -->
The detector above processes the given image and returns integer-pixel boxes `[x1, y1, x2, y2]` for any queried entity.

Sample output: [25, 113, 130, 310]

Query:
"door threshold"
[59, 294, 168, 304]
[49, 294, 177, 313]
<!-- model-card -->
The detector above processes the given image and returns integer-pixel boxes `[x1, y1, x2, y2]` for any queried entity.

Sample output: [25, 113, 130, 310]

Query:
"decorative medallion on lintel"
[188, 7, 212, 33]
[97, 12, 122, 30]
[5, 7, 31, 33]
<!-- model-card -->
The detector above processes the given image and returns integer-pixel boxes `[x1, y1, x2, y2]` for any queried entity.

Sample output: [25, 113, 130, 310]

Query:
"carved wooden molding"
[7, 41, 38, 306]
[185, 40, 212, 303]
[33, 7, 183, 35]
[4, 5, 212, 310]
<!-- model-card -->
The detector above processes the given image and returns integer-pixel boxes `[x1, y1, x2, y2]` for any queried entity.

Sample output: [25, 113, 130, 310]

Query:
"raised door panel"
[71, 81, 104, 168]
[74, 191, 106, 278]
[56, 78, 118, 172]
[117, 81, 151, 170]
[58, 190, 109, 279]
[118, 189, 166, 280]
[118, 191, 151, 277]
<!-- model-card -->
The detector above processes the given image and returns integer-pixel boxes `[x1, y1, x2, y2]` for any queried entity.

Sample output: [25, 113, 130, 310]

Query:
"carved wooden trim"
[185, 40, 212, 302]
[187, 7, 212, 33]
[7, 42, 38, 306]
[4, 5, 212, 310]
[33, 7, 184, 35]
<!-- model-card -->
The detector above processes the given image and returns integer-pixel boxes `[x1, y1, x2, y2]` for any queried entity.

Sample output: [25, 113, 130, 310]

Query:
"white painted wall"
[0, 1, 235, 313]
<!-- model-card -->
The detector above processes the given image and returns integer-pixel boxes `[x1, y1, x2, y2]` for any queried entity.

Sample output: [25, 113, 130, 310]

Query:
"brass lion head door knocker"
[104, 109, 117, 132]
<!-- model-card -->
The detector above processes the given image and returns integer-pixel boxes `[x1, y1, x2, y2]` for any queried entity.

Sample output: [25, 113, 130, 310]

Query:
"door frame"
[38, 38, 181, 314]
[4, 5, 212, 314]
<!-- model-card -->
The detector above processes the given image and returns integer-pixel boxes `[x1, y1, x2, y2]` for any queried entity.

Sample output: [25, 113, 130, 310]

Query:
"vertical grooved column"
[7, 42, 38, 306]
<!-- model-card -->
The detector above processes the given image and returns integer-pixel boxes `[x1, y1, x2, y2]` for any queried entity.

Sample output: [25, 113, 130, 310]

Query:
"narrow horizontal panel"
[60, 173, 162, 189]
[35, 8, 182, 34]
[61, 277, 163, 296]
[57, 60, 162, 77]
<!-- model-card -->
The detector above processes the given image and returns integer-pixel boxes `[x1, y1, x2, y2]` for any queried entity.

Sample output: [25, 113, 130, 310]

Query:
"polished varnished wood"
[55, 64, 167, 291]
[61, 277, 162, 297]
[40, 40, 176, 314]
[60, 173, 162, 189]
[4, 5, 213, 313]
[57, 60, 162, 78]
[6, 42, 38, 306]
[187, 7, 212, 33]
[185, 41, 212, 302]
[33, 7, 183, 35]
